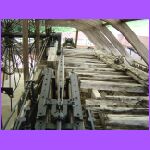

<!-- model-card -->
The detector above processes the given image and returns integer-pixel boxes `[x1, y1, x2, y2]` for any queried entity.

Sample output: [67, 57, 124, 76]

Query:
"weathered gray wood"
[64, 58, 101, 63]
[95, 52, 148, 85]
[86, 107, 148, 115]
[35, 20, 40, 57]
[104, 20, 148, 64]
[65, 62, 108, 68]
[86, 98, 148, 108]
[126, 69, 148, 86]
[91, 90, 101, 99]
[103, 108, 148, 115]
[65, 67, 125, 75]
[47, 46, 58, 68]
[64, 51, 94, 56]
[91, 29, 121, 56]
[65, 55, 100, 59]
[80, 80, 147, 93]
[65, 67, 115, 71]
[77, 73, 132, 80]
[23, 20, 29, 85]
[106, 114, 148, 129]
[99, 95, 149, 101]
[83, 30, 105, 50]
[99, 25, 134, 65]
[64, 56, 98, 59]
[79, 77, 136, 83]
[78, 21, 121, 55]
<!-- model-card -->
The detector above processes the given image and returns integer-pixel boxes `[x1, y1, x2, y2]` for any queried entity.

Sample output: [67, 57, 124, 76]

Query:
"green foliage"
[52, 27, 76, 32]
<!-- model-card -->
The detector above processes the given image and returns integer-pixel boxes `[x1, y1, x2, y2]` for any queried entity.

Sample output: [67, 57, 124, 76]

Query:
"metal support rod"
[75, 29, 78, 48]
[23, 20, 29, 86]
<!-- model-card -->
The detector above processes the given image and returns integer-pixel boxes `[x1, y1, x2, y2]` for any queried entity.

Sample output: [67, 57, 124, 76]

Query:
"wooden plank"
[80, 80, 147, 93]
[86, 107, 148, 115]
[65, 67, 115, 71]
[64, 58, 101, 63]
[64, 53, 95, 57]
[65, 68, 125, 75]
[77, 73, 132, 79]
[79, 77, 137, 83]
[103, 108, 148, 115]
[47, 45, 58, 68]
[86, 99, 148, 108]
[99, 95, 149, 101]
[65, 62, 108, 68]
[106, 114, 148, 129]
[64, 55, 98, 59]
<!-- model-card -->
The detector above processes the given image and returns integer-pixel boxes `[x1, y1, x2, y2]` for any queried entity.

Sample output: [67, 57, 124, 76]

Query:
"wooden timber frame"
[46, 19, 148, 66]
[23, 20, 29, 85]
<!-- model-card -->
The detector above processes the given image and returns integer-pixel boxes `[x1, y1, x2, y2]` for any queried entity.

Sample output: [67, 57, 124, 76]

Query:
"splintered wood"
[63, 48, 149, 130]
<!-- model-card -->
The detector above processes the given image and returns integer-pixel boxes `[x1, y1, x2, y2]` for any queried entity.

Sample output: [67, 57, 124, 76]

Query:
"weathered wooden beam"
[64, 58, 101, 64]
[85, 29, 114, 54]
[99, 25, 134, 65]
[66, 69, 125, 76]
[103, 20, 148, 64]
[93, 29, 121, 56]
[23, 20, 29, 85]
[64, 55, 97, 59]
[95, 52, 148, 85]
[99, 95, 148, 101]
[76, 20, 121, 56]
[86, 98, 148, 108]
[79, 77, 136, 83]
[83, 30, 104, 50]
[87, 107, 148, 115]
[65, 67, 115, 71]
[35, 19, 40, 57]
[80, 80, 147, 93]
[64, 51, 94, 56]
[106, 114, 148, 129]
[77, 73, 132, 79]
[75, 29, 78, 48]
[47, 43, 58, 69]
[64, 62, 109, 68]
[65, 61, 108, 66]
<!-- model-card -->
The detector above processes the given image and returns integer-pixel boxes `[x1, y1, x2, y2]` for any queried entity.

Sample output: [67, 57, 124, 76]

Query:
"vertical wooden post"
[23, 20, 29, 85]
[75, 29, 78, 48]
[42, 20, 49, 60]
[35, 19, 40, 58]
[45, 20, 49, 34]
